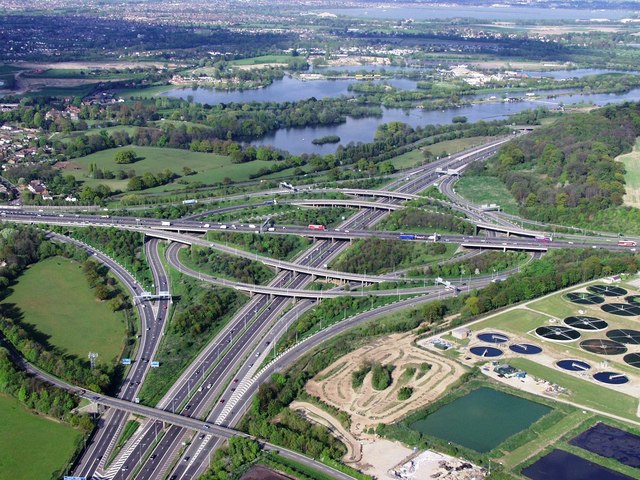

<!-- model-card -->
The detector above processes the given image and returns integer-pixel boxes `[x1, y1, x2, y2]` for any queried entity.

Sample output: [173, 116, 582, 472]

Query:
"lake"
[323, 6, 635, 21]
[161, 75, 418, 104]
[250, 88, 640, 155]
[409, 387, 550, 452]
[162, 71, 640, 155]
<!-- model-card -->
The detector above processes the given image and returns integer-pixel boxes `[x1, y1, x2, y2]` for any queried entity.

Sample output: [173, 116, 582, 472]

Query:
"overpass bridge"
[461, 242, 548, 252]
[144, 229, 410, 285]
[474, 222, 541, 238]
[291, 199, 403, 211]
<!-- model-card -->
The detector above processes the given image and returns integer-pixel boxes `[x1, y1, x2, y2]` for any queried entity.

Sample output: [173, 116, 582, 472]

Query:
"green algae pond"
[410, 387, 551, 452]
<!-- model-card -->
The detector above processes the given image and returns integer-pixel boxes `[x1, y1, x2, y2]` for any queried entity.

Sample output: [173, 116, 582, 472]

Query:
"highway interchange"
[3, 135, 638, 480]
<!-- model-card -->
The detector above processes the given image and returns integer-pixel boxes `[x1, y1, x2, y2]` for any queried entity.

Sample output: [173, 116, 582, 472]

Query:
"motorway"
[109, 238, 360, 479]
[147, 138, 518, 479]
[7, 135, 619, 479]
[69, 237, 172, 479]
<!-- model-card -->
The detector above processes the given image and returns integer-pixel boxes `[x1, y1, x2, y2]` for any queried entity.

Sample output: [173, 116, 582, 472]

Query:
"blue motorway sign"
[121, 358, 131, 365]
[150, 361, 160, 368]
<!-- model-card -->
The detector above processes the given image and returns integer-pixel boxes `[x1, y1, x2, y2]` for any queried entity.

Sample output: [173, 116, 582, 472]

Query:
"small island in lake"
[311, 135, 341, 145]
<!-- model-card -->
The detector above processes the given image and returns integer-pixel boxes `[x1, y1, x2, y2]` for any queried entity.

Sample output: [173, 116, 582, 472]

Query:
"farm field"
[0, 393, 82, 479]
[455, 175, 520, 215]
[0, 256, 126, 362]
[61, 146, 290, 191]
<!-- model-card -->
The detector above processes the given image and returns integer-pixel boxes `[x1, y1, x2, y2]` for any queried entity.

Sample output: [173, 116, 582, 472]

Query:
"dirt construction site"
[294, 329, 485, 479]
[306, 332, 466, 435]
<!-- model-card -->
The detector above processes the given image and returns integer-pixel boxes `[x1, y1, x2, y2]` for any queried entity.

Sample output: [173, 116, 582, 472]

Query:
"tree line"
[0, 346, 94, 431]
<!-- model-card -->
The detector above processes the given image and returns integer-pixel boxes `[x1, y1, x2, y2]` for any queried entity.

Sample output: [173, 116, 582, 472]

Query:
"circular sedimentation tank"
[587, 285, 627, 297]
[535, 326, 581, 342]
[565, 292, 604, 305]
[564, 316, 608, 331]
[477, 332, 509, 344]
[557, 359, 591, 372]
[509, 343, 542, 355]
[470, 346, 503, 358]
[580, 339, 628, 356]
[593, 372, 629, 385]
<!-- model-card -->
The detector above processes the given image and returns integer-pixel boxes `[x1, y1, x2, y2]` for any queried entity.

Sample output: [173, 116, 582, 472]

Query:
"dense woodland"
[332, 238, 449, 275]
[471, 102, 640, 227]
[409, 251, 528, 279]
[378, 208, 475, 234]
[0, 347, 93, 430]
[207, 232, 310, 261]
[188, 247, 274, 285]
[66, 227, 152, 286]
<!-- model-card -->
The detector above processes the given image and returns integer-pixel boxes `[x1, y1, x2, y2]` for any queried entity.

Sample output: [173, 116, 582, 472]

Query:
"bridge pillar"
[270, 294, 274, 300]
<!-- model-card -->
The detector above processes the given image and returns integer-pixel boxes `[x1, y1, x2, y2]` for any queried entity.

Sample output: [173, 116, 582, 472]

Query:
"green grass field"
[0, 393, 82, 479]
[0, 64, 24, 75]
[24, 84, 98, 98]
[501, 410, 590, 469]
[23, 68, 149, 80]
[1, 257, 126, 362]
[228, 55, 292, 66]
[617, 137, 640, 208]
[473, 308, 549, 334]
[64, 146, 290, 191]
[508, 358, 639, 421]
[455, 175, 520, 215]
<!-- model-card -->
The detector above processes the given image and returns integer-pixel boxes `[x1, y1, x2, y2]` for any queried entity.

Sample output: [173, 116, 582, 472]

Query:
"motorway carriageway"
[151, 138, 515, 479]
[64, 138, 511, 478]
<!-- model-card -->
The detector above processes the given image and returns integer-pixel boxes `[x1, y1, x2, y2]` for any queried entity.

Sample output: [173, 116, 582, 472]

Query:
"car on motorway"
[203, 424, 210, 429]
[183, 457, 190, 462]
[220, 399, 225, 404]
[150, 454, 157, 460]
[233, 378, 239, 383]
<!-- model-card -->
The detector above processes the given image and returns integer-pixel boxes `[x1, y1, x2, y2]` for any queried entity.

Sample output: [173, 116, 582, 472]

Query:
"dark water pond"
[522, 449, 635, 480]
[570, 423, 640, 468]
